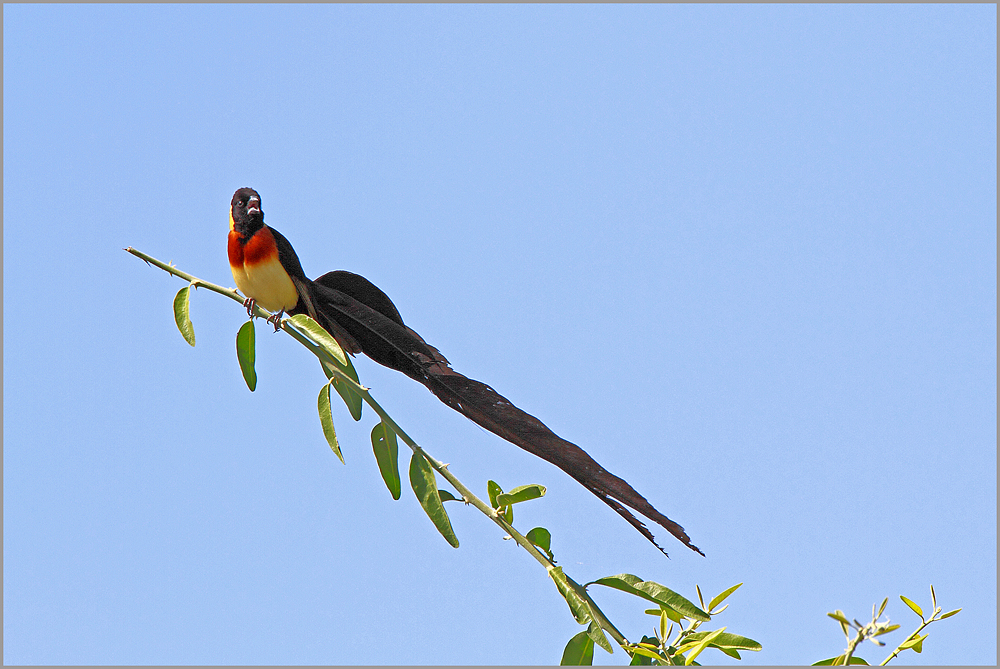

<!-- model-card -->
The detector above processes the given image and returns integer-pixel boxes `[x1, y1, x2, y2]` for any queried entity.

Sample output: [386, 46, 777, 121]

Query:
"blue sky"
[4, 4, 996, 665]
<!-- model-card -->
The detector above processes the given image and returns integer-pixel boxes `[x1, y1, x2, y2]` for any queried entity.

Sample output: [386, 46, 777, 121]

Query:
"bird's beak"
[247, 196, 261, 217]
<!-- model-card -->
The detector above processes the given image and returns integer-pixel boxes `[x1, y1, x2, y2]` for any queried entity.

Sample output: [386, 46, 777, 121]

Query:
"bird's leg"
[243, 297, 256, 318]
[266, 310, 285, 332]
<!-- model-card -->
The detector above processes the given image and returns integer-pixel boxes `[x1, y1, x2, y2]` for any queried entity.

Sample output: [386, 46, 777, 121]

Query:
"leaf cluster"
[815, 585, 961, 666]
[560, 580, 759, 666]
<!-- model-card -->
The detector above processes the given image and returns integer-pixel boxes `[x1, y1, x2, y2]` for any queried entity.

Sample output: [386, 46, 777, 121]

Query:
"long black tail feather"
[306, 273, 703, 557]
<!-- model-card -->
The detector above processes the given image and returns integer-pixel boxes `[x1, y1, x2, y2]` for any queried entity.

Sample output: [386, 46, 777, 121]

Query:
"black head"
[231, 187, 264, 232]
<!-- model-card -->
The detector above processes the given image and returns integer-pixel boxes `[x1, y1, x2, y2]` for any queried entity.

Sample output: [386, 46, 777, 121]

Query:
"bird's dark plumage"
[227, 187, 702, 557]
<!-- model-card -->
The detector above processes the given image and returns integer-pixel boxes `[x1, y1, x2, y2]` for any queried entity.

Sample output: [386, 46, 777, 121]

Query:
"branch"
[125, 246, 629, 649]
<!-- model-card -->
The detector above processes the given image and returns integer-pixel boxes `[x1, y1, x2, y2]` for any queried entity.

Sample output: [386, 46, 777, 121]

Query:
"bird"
[227, 187, 703, 557]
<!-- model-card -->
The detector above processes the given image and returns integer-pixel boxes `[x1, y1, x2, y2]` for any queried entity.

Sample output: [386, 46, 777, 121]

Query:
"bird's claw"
[243, 297, 256, 318]
[266, 310, 285, 332]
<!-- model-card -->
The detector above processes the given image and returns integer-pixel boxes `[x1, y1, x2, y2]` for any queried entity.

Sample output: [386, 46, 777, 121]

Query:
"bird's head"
[230, 187, 264, 235]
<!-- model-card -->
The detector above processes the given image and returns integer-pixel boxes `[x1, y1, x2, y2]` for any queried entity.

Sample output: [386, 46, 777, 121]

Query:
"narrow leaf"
[661, 604, 682, 623]
[317, 384, 344, 463]
[495, 484, 547, 506]
[900, 595, 923, 619]
[586, 621, 612, 654]
[827, 611, 851, 625]
[174, 285, 196, 346]
[939, 608, 961, 619]
[321, 356, 363, 421]
[288, 313, 349, 366]
[708, 583, 743, 613]
[235, 319, 257, 391]
[371, 422, 400, 499]
[549, 568, 628, 646]
[682, 631, 761, 651]
[873, 624, 901, 636]
[683, 627, 725, 665]
[487, 480, 503, 508]
[561, 631, 594, 666]
[876, 597, 888, 619]
[501, 504, 514, 525]
[629, 646, 664, 661]
[812, 657, 868, 666]
[629, 649, 654, 666]
[409, 451, 459, 547]
[438, 490, 462, 503]
[588, 575, 709, 621]
[550, 567, 592, 625]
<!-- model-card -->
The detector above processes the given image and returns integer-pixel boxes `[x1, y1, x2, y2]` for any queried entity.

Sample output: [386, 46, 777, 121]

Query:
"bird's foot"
[266, 310, 285, 332]
[243, 297, 256, 318]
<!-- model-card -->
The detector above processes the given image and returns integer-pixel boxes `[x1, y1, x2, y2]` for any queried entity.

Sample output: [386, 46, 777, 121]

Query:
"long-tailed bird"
[227, 186, 702, 556]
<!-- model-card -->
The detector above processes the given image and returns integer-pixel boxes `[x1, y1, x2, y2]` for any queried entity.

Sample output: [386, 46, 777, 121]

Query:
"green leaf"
[550, 567, 592, 625]
[561, 631, 594, 666]
[827, 611, 851, 625]
[708, 583, 742, 612]
[812, 656, 841, 665]
[661, 604, 683, 623]
[486, 479, 514, 523]
[630, 649, 654, 666]
[629, 646, 665, 661]
[586, 620, 613, 654]
[235, 319, 257, 391]
[288, 313, 349, 366]
[371, 422, 400, 499]
[631, 637, 660, 665]
[409, 451, 459, 547]
[588, 575, 709, 622]
[939, 608, 961, 619]
[682, 627, 725, 665]
[321, 355, 363, 421]
[873, 624, 901, 636]
[317, 384, 343, 463]
[682, 631, 761, 651]
[487, 480, 503, 507]
[495, 484, 547, 506]
[900, 595, 924, 619]
[526, 527, 554, 561]
[547, 568, 628, 647]
[174, 285, 196, 346]
[438, 490, 462, 503]
[899, 633, 928, 653]
[876, 597, 888, 619]
[813, 657, 868, 666]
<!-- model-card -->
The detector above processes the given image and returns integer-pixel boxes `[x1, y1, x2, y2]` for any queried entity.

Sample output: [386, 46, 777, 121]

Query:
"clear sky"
[4, 4, 996, 665]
